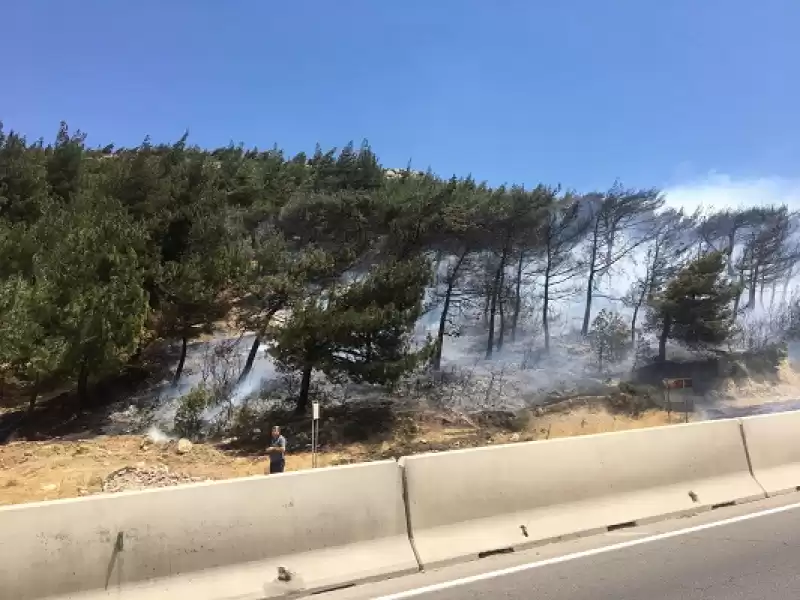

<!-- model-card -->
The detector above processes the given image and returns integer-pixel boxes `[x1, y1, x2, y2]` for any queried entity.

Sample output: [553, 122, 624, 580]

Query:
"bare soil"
[0, 402, 676, 506]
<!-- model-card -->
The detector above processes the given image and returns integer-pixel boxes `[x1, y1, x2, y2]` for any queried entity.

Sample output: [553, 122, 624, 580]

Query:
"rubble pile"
[102, 465, 204, 494]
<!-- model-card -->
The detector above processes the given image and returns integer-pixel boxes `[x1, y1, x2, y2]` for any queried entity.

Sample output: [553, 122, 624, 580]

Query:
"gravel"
[102, 465, 205, 494]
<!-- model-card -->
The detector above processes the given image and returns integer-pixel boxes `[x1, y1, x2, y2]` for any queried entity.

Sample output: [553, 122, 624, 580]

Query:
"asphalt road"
[320, 496, 800, 600]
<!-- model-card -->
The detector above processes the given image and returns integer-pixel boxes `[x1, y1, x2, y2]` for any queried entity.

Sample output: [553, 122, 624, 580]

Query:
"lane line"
[374, 499, 800, 599]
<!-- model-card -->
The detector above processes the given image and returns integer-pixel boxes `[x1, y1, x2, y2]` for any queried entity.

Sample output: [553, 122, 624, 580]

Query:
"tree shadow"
[0, 343, 180, 444]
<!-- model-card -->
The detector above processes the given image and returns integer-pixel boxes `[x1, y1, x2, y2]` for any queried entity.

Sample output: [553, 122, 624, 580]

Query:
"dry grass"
[0, 403, 678, 506]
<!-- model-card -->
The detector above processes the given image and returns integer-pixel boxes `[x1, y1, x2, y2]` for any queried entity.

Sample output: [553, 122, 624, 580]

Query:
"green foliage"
[589, 309, 630, 371]
[3, 121, 798, 428]
[648, 251, 737, 357]
[174, 385, 212, 440]
[270, 256, 432, 412]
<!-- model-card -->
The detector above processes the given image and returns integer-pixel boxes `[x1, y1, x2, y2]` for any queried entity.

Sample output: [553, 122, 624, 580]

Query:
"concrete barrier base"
[0, 462, 418, 600]
[402, 420, 765, 569]
[52, 537, 416, 600]
[741, 411, 800, 496]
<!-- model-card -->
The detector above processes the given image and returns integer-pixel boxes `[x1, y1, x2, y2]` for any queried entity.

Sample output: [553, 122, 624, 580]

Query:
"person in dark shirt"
[268, 426, 287, 474]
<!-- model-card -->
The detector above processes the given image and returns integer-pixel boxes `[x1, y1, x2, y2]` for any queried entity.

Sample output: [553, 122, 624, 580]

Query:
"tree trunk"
[726, 231, 736, 276]
[511, 251, 525, 342]
[582, 225, 601, 336]
[732, 263, 747, 318]
[486, 273, 501, 359]
[486, 249, 507, 359]
[747, 264, 759, 309]
[433, 250, 467, 370]
[542, 253, 552, 353]
[296, 364, 313, 415]
[433, 278, 455, 371]
[658, 314, 671, 362]
[733, 282, 743, 316]
[239, 336, 261, 383]
[433, 284, 453, 370]
[27, 377, 39, 416]
[646, 244, 661, 303]
[77, 359, 90, 409]
[173, 335, 189, 385]
[482, 289, 490, 328]
[497, 280, 506, 352]
[631, 284, 647, 344]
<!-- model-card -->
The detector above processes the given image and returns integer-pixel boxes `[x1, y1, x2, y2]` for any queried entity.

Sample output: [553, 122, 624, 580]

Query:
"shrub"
[174, 385, 212, 440]
[607, 382, 659, 416]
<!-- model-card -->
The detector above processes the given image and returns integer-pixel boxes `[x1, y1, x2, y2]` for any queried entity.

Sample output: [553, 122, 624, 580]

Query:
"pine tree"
[270, 257, 431, 414]
[647, 251, 737, 361]
[589, 309, 630, 372]
[35, 189, 150, 408]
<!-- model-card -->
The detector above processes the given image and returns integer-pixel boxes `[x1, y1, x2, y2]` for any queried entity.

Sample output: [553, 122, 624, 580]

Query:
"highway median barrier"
[400, 418, 765, 568]
[0, 461, 418, 600]
[740, 410, 800, 496]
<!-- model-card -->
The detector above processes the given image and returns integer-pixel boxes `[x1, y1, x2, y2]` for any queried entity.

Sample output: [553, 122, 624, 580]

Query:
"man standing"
[268, 425, 287, 474]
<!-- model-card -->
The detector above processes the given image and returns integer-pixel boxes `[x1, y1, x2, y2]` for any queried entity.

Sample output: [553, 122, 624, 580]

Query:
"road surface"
[318, 494, 800, 600]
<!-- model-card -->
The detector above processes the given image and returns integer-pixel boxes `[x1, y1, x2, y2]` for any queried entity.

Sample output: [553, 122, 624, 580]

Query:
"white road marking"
[375, 499, 800, 599]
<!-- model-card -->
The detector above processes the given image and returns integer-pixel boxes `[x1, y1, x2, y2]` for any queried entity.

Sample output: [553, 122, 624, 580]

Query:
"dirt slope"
[0, 404, 674, 506]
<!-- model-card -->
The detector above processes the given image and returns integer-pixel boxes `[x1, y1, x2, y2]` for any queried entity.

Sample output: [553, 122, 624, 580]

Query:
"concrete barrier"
[0, 461, 418, 600]
[401, 419, 765, 568]
[741, 410, 800, 496]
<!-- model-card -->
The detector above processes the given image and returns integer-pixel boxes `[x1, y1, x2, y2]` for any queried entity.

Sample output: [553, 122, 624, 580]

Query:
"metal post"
[311, 401, 320, 468]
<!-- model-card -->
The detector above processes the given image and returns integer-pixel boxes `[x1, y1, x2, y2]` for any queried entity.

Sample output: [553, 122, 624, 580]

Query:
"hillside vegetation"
[2, 122, 800, 440]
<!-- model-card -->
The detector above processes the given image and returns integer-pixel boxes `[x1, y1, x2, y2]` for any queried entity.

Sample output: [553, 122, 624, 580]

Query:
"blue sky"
[4, 0, 799, 206]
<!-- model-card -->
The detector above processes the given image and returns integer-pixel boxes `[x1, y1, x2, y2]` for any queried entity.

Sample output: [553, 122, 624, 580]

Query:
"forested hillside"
[2, 122, 799, 424]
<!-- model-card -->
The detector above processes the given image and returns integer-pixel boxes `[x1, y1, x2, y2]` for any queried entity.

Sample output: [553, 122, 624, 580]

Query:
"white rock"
[176, 439, 193, 455]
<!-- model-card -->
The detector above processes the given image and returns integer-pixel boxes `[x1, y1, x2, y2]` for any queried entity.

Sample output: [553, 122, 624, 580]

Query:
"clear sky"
[4, 0, 799, 206]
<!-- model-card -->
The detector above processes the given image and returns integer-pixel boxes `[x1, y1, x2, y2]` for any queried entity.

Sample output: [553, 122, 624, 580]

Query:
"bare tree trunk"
[732, 261, 747, 318]
[27, 377, 39, 416]
[631, 283, 648, 344]
[239, 336, 261, 383]
[511, 251, 525, 342]
[497, 277, 506, 352]
[630, 303, 640, 344]
[486, 251, 507, 359]
[747, 264, 759, 309]
[658, 314, 671, 362]
[581, 227, 600, 336]
[296, 364, 312, 415]
[77, 358, 90, 409]
[482, 287, 490, 328]
[173, 335, 189, 385]
[433, 268, 462, 370]
[542, 253, 552, 354]
[783, 271, 792, 303]
[646, 244, 661, 303]
[726, 231, 736, 276]
[434, 250, 468, 369]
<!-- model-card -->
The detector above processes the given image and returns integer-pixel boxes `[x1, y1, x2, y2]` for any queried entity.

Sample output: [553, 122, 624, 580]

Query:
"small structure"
[662, 378, 694, 423]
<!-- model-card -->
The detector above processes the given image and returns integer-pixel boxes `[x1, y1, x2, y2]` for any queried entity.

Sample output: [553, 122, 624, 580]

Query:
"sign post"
[662, 378, 693, 423]
[311, 401, 320, 468]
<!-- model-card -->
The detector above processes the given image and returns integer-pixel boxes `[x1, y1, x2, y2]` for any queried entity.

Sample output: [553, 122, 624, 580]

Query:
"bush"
[509, 409, 532, 432]
[174, 385, 212, 440]
[607, 382, 659, 416]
